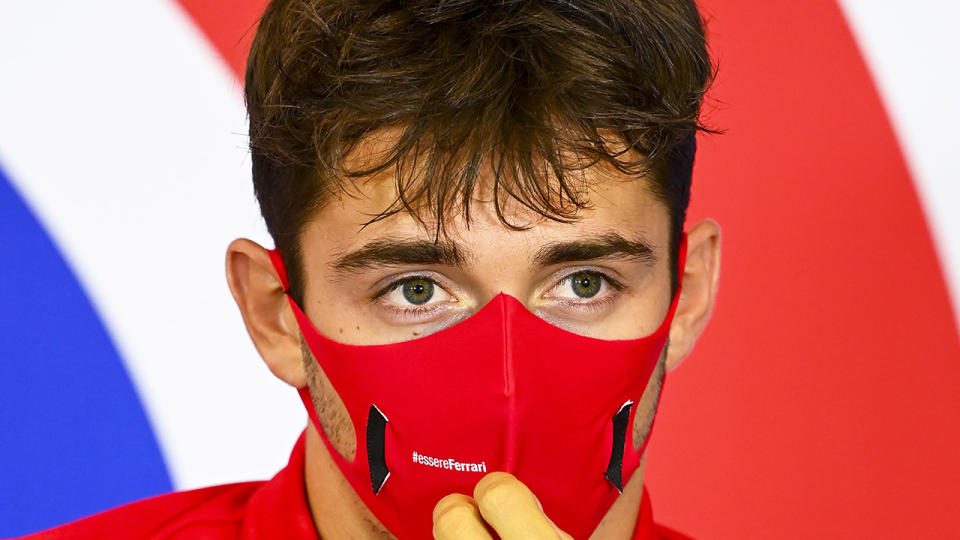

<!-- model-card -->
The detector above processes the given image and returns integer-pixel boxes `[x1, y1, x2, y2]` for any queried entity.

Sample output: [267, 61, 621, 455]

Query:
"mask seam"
[502, 296, 517, 472]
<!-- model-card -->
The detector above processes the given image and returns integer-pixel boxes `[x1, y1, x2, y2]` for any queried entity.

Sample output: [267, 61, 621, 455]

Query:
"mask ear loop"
[267, 249, 291, 292]
[676, 231, 689, 292]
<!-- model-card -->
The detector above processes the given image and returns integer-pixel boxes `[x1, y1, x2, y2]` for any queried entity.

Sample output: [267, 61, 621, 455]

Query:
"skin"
[226, 136, 721, 539]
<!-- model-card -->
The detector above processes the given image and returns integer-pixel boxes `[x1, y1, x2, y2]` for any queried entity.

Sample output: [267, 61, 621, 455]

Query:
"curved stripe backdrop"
[1, 1, 957, 538]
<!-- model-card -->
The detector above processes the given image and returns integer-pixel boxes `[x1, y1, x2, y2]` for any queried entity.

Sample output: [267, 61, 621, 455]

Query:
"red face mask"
[268, 234, 686, 540]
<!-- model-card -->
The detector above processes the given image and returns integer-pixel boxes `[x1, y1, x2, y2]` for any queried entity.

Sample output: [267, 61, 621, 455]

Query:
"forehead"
[304, 128, 670, 253]
[307, 165, 669, 257]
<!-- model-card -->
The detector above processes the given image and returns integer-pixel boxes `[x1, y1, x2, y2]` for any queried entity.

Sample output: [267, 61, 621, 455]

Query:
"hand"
[433, 472, 575, 539]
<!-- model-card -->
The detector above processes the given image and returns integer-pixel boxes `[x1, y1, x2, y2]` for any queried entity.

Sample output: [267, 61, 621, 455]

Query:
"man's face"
[226, 132, 720, 539]
[294, 135, 677, 461]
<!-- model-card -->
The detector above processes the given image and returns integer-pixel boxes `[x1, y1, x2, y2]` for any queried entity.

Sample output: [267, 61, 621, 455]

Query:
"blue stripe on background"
[0, 163, 172, 536]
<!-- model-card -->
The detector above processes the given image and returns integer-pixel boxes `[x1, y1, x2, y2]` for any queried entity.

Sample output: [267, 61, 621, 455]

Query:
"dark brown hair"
[245, 0, 714, 302]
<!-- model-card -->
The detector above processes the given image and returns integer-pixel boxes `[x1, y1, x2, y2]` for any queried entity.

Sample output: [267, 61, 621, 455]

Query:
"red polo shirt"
[20, 432, 690, 539]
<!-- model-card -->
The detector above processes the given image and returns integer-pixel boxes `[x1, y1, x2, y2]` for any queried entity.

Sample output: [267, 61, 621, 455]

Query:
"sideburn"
[633, 348, 667, 451]
[301, 337, 358, 460]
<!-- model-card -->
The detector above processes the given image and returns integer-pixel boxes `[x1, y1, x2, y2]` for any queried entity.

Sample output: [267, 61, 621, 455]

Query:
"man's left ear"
[665, 219, 721, 371]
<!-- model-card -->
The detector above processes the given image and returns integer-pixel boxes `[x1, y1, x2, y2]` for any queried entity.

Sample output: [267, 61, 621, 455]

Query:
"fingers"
[473, 472, 573, 540]
[433, 493, 495, 540]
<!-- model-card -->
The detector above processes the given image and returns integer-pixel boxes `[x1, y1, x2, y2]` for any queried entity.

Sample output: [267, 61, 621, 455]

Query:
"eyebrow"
[331, 238, 467, 271]
[331, 232, 654, 272]
[533, 232, 657, 267]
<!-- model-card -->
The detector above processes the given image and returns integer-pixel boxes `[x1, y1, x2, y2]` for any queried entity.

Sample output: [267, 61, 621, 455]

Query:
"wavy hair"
[245, 0, 715, 301]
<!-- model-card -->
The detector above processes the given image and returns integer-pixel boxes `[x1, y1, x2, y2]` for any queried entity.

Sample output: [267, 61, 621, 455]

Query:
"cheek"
[302, 287, 399, 345]
[593, 268, 673, 341]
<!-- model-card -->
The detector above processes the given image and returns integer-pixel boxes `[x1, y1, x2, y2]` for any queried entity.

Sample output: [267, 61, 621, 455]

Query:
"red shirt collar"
[240, 432, 319, 540]
[240, 431, 660, 540]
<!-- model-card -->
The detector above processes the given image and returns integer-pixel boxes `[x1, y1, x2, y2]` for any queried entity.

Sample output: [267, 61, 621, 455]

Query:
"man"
[24, 0, 720, 538]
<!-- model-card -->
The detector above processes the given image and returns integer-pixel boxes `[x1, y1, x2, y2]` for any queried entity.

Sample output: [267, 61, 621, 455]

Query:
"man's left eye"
[552, 271, 611, 300]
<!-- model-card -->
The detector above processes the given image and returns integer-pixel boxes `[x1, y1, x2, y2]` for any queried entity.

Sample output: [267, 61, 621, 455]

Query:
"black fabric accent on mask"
[367, 405, 389, 495]
[604, 402, 634, 492]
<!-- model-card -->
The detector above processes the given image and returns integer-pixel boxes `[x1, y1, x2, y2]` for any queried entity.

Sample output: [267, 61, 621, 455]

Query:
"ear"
[665, 219, 721, 371]
[225, 238, 307, 388]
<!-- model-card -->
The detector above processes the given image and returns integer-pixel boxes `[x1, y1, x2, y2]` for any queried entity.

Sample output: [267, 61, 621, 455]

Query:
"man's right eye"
[372, 275, 462, 325]
[378, 276, 455, 310]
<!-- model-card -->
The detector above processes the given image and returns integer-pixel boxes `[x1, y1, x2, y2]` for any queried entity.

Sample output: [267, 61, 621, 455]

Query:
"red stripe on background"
[175, 0, 263, 79]
[180, 1, 960, 538]
[650, 1, 960, 538]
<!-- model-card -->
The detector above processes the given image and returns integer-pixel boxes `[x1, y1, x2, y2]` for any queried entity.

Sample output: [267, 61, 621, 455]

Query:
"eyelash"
[379, 302, 450, 320]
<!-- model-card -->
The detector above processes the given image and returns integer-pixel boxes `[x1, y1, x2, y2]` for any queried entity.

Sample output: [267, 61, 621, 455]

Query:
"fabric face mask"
[268, 234, 686, 540]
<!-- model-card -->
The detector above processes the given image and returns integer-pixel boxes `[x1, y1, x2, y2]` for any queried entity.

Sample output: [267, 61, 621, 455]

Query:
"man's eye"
[569, 271, 602, 298]
[549, 270, 618, 301]
[401, 277, 434, 305]
[380, 276, 453, 309]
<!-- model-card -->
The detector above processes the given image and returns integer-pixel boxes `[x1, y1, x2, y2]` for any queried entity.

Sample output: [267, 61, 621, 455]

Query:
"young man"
[25, 0, 720, 538]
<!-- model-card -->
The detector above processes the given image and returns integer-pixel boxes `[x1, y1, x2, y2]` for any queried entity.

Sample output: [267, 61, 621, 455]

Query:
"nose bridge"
[475, 285, 529, 313]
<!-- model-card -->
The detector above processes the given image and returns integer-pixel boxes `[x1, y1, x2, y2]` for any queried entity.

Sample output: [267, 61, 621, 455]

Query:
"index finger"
[473, 472, 572, 540]
[433, 493, 495, 540]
